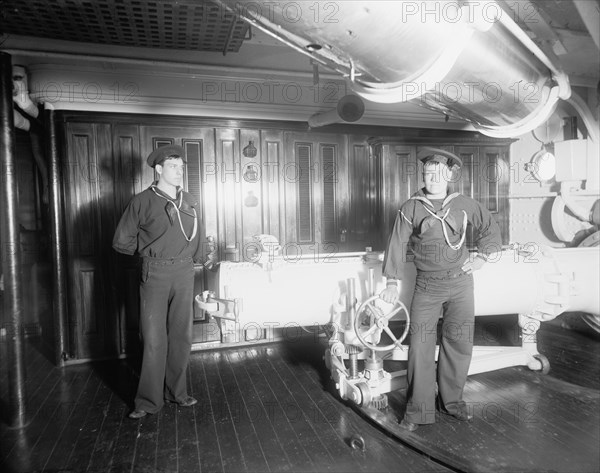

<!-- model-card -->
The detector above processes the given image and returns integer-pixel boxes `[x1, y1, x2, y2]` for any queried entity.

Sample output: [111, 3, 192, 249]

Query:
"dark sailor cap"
[418, 147, 462, 169]
[147, 144, 186, 167]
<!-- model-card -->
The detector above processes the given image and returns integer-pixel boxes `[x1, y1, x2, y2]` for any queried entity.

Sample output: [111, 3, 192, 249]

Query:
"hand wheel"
[353, 295, 410, 351]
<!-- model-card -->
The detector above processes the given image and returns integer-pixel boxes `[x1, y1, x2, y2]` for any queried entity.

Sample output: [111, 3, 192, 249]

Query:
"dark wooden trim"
[56, 110, 515, 145]
[46, 108, 69, 366]
[368, 135, 516, 146]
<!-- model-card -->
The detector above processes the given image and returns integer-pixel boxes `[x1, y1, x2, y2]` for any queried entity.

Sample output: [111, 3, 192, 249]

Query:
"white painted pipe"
[473, 247, 599, 320]
[208, 247, 599, 328]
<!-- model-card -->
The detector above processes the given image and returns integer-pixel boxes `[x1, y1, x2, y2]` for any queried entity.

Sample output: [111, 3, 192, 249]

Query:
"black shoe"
[128, 409, 147, 419]
[449, 407, 473, 422]
[173, 396, 197, 407]
[399, 418, 418, 432]
[440, 405, 473, 422]
[166, 396, 198, 407]
[436, 398, 473, 422]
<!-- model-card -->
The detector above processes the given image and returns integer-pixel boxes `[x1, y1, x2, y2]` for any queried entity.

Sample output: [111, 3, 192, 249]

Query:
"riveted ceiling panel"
[0, 0, 250, 53]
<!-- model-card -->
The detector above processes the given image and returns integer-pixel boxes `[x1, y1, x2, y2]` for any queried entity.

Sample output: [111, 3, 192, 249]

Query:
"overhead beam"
[573, 0, 600, 50]
[500, 0, 567, 55]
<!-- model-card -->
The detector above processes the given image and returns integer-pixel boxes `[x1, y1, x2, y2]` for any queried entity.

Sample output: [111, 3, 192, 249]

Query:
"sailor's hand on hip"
[462, 254, 486, 274]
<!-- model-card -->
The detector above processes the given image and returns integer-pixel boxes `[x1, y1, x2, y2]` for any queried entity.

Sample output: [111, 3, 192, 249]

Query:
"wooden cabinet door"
[283, 132, 346, 258]
[112, 123, 143, 355]
[376, 143, 418, 249]
[478, 145, 510, 245]
[63, 122, 119, 360]
[454, 145, 510, 247]
[452, 146, 480, 248]
[346, 138, 377, 252]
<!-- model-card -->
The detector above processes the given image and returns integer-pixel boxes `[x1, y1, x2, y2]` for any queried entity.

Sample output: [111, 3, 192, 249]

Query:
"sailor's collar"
[410, 188, 460, 209]
[150, 182, 183, 201]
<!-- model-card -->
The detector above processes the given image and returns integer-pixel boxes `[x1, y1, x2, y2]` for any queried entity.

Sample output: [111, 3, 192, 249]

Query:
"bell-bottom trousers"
[135, 257, 194, 413]
[404, 271, 475, 424]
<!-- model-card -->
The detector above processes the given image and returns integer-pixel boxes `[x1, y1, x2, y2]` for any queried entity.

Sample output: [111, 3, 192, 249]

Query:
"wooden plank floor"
[0, 336, 450, 472]
[1, 317, 599, 473]
[360, 358, 600, 473]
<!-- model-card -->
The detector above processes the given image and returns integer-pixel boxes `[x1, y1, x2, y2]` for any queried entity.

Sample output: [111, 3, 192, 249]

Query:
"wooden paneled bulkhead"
[59, 112, 512, 361]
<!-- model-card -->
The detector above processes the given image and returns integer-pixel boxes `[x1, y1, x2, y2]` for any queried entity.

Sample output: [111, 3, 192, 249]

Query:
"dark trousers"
[136, 258, 194, 413]
[404, 271, 475, 424]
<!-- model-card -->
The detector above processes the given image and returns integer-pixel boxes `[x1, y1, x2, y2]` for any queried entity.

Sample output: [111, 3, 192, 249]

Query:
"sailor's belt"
[142, 255, 193, 265]
[417, 268, 468, 280]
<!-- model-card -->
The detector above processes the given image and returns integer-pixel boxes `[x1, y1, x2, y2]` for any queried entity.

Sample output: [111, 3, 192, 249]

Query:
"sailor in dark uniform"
[381, 148, 502, 431]
[113, 144, 202, 419]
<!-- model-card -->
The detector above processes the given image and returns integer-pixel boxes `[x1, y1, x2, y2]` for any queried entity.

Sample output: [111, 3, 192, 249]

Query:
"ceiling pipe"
[2, 48, 342, 82]
[216, 0, 571, 138]
[308, 94, 365, 128]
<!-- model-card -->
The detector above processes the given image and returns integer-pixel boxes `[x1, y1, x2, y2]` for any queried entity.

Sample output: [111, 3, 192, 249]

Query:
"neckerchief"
[151, 185, 198, 242]
[409, 191, 468, 251]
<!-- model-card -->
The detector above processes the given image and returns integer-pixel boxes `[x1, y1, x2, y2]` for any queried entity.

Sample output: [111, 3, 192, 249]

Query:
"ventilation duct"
[308, 94, 365, 128]
[216, 0, 571, 138]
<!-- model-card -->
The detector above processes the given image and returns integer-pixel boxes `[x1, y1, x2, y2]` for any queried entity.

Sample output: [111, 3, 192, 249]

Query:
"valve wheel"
[354, 295, 410, 352]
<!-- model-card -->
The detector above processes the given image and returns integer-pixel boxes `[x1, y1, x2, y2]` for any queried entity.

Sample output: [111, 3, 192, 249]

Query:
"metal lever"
[195, 291, 238, 322]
